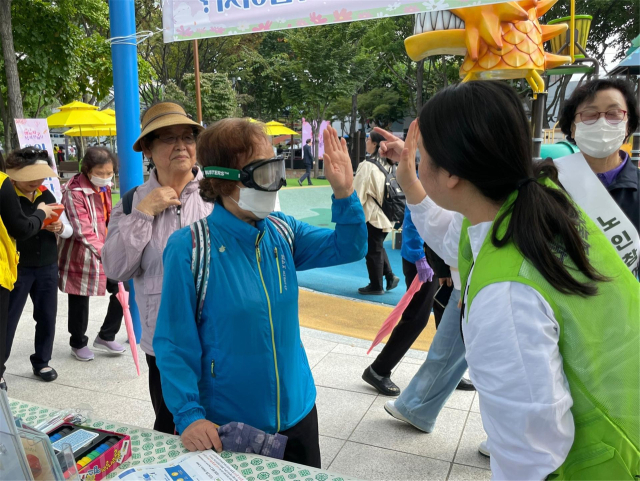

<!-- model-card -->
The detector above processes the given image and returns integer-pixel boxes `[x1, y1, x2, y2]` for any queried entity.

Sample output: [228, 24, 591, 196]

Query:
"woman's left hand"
[323, 126, 354, 199]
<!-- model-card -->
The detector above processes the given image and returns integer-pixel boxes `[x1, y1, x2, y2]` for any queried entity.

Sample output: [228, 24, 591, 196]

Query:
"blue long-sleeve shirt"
[401, 204, 426, 264]
[154, 192, 367, 434]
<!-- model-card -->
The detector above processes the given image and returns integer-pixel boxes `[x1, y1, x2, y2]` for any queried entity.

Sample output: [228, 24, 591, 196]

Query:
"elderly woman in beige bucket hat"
[102, 101, 212, 434]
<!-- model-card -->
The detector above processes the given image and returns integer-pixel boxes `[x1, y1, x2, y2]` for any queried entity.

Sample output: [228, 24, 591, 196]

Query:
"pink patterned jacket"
[58, 173, 112, 296]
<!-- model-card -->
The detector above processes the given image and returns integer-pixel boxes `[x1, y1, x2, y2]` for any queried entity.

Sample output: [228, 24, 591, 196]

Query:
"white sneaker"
[384, 400, 430, 433]
[478, 440, 490, 457]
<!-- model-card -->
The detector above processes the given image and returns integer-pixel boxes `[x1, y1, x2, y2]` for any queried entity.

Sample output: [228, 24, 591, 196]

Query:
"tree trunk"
[442, 55, 448, 88]
[416, 59, 424, 115]
[0, 0, 24, 150]
[312, 120, 319, 178]
[349, 93, 357, 159]
[0, 86, 10, 153]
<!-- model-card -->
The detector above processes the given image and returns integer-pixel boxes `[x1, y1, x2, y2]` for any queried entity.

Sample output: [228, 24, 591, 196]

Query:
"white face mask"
[90, 175, 113, 188]
[574, 117, 627, 159]
[229, 187, 277, 219]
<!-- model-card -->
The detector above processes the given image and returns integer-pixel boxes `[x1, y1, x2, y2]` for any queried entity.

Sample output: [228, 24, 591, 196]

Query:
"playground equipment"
[405, 0, 571, 95]
[404, 0, 609, 159]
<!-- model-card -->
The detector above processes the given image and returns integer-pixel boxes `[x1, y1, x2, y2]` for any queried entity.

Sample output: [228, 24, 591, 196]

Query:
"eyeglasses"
[575, 109, 627, 126]
[152, 133, 197, 145]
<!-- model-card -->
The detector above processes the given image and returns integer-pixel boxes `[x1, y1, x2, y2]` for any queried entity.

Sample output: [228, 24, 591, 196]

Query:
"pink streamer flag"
[368, 275, 423, 354]
[116, 282, 141, 376]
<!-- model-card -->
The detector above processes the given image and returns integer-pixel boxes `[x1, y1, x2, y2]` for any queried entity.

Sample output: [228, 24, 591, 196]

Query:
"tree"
[164, 73, 237, 125]
[285, 22, 375, 175]
[358, 88, 403, 129]
[0, 0, 24, 149]
[542, 0, 640, 126]
[326, 97, 353, 137]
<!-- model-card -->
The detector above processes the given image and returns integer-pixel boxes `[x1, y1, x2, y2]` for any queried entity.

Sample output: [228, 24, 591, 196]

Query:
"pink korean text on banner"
[162, 0, 505, 43]
[14, 119, 63, 202]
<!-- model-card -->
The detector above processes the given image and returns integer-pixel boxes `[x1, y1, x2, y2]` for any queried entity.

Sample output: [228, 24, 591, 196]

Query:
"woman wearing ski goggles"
[153, 119, 367, 467]
[202, 155, 287, 218]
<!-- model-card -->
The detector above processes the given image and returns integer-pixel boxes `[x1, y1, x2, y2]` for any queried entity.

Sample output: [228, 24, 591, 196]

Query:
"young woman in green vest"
[381, 81, 638, 479]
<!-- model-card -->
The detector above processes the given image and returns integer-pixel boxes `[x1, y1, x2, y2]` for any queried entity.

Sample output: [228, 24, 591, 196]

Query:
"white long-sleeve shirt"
[58, 211, 73, 239]
[407, 197, 574, 480]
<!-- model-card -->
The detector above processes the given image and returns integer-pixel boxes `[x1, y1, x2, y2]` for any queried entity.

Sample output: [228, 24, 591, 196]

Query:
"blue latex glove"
[416, 257, 434, 283]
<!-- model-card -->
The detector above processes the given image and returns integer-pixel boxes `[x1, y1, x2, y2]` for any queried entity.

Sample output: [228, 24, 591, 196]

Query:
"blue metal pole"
[109, 0, 143, 343]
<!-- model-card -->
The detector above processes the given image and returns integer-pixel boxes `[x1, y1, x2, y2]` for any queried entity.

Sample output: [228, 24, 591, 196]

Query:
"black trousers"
[0, 286, 10, 378]
[6, 263, 58, 371]
[281, 405, 321, 468]
[68, 279, 123, 349]
[365, 222, 393, 290]
[299, 165, 312, 185]
[146, 353, 176, 435]
[371, 258, 440, 378]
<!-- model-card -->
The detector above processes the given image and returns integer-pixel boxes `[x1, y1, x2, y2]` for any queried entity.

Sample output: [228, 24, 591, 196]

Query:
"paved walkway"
[6, 292, 491, 481]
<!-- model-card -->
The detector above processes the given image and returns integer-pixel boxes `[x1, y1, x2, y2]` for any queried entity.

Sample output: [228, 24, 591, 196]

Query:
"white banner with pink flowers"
[162, 0, 503, 43]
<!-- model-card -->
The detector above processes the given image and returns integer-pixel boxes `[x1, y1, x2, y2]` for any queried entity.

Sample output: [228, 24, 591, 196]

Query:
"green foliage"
[358, 88, 403, 128]
[543, 0, 640, 65]
[163, 73, 237, 125]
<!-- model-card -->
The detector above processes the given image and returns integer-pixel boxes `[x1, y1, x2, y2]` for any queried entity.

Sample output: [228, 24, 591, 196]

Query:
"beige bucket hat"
[133, 102, 203, 152]
[7, 160, 58, 181]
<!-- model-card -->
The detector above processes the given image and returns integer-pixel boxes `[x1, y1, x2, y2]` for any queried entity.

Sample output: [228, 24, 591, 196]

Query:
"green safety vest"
[458, 178, 640, 480]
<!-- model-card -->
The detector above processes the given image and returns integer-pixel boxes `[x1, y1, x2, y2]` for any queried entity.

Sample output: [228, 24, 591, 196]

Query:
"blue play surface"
[279, 186, 407, 306]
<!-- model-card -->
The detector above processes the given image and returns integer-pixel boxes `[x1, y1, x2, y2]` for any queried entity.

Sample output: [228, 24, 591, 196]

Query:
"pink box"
[47, 423, 131, 481]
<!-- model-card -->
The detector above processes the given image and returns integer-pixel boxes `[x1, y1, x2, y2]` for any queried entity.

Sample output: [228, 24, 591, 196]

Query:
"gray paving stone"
[304, 349, 331, 369]
[448, 464, 492, 481]
[454, 412, 490, 470]
[312, 352, 379, 395]
[301, 334, 339, 353]
[471, 392, 480, 413]
[329, 442, 451, 481]
[316, 386, 376, 440]
[350, 397, 467, 462]
[319, 436, 346, 470]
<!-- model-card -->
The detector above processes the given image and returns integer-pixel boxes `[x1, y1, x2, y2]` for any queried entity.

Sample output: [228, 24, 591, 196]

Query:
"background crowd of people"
[0, 76, 637, 479]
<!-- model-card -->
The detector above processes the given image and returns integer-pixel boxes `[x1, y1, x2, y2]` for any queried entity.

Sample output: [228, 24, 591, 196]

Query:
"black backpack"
[367, 158, 406, 223]
[121, 186, 139, 215]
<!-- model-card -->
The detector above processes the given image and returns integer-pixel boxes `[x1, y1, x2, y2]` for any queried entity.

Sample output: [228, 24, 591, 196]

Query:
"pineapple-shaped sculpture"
[406, 0, 571, 93]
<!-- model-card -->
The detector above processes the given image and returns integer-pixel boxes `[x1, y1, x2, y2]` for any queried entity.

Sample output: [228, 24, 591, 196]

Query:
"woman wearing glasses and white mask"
[558, 79, 639, 238]
[153, 119, 367, 467]
[102, 102, 212, 434]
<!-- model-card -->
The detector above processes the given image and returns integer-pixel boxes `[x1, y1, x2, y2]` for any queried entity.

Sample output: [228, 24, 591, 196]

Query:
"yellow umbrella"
[64, 125, 116, 137]
[102, 108, 116, 117]
[57, 101, 100, 111]
[265, 121, 299, 136]
[47, 109, 114, 128]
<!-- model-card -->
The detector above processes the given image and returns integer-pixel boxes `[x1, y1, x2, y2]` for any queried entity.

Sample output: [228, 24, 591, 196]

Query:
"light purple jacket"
[102, 169, 213, 355]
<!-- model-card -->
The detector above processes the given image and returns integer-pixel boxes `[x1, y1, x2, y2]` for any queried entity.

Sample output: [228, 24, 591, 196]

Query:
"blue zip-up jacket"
[154, 191, 367, 435]
[401, 199, 426, 264]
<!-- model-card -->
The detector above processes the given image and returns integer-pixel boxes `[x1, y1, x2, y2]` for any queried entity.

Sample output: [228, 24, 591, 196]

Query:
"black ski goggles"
[203, 157, 287, 192]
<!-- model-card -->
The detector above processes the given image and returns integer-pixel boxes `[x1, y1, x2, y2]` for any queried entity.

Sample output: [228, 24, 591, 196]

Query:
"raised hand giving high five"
[322, 126, 354, 199]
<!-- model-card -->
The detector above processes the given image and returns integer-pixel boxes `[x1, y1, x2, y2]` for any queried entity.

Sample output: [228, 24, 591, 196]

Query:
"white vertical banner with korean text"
[162, 0, 505, 43]
[14, 119, 63, 202]
[556, 152, 639, 276]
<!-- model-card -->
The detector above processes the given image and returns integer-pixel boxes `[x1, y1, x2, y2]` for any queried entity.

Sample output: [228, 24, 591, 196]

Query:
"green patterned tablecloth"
[10, 399, 355, 481]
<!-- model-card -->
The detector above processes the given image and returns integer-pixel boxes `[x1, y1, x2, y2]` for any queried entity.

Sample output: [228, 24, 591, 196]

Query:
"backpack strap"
[121, 186, 139, 215]
[190, 218, 211, 325]
[267, 215, 295, 254]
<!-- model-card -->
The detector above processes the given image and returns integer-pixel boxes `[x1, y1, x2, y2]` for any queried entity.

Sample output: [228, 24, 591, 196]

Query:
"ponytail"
[492, 160, 607, 296]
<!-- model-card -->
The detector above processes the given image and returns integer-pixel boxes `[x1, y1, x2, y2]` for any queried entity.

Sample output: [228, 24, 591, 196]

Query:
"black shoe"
[0, 378, 6, 391]
[33, 367, 58, 382]
[456, 377, 475, 391]
[358, 284, 385, 295]
[298, 179, 303, 186]
[386, 275, 400, 291]
[362, 366, 400, 396]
